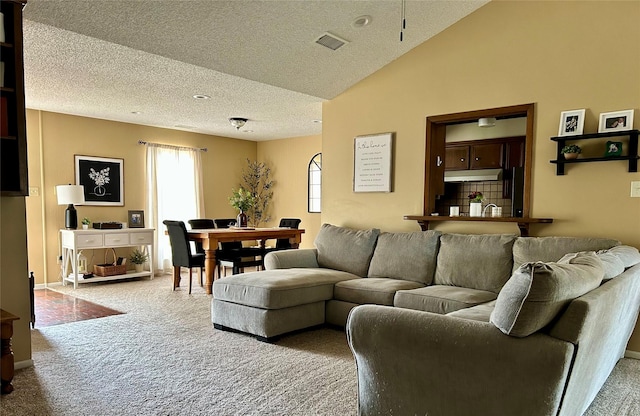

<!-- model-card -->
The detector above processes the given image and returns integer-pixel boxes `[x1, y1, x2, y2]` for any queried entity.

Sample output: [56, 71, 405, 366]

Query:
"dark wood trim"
[423, 103, 536, 218]
[404, 215, 553, 237]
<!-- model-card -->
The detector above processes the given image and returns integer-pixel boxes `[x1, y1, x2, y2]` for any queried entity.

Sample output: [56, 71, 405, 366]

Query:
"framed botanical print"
[75, 155, 124, 206]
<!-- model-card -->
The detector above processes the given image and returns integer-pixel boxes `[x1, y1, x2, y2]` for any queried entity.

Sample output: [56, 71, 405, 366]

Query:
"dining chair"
[213, 218, 263, 277]
[264, 218, 302, 255]
[163, 220, 205, 294]
[187, 218, 215, 255]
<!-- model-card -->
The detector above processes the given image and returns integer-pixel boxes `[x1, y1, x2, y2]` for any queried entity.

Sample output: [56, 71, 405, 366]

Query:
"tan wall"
[0, 197, 32, 363]
[322, 1, 640, 351]
[25, 110, 257, 286]
[257, 135, 322, 248]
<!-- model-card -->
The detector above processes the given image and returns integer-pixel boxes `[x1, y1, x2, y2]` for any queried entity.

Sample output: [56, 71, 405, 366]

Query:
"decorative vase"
[135, 264, 143, 273]
[470, 202, 482, 217]
[563, 152, 579, 160]
[237, 210, 248, 228]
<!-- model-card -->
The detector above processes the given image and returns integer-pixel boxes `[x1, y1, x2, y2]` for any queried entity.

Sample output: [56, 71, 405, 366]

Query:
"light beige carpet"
[0, 274, 638, 415]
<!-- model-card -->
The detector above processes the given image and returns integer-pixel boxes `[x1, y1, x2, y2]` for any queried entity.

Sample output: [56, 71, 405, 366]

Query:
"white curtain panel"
[145, 143, 204, 273]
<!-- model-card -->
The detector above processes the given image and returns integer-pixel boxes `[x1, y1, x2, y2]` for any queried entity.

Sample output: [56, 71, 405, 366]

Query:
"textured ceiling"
[22, 0, 488, 141]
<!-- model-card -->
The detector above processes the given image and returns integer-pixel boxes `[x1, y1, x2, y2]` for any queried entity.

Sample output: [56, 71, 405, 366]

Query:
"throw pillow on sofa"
[598, 245, 640, 268]
[559, 251, 624, 281]
[490, 251, 604, 337]
[314, 223, 380, 277]
[368, 231, 441, 284]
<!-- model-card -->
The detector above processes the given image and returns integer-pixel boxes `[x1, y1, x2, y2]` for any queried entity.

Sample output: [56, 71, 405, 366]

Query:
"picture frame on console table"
[128, 210, 145, 228]
[558, 109, 585, 136]
[353, 132, 393, 193]
[75, 155, 124, 206]
[598, 109, 634, 133]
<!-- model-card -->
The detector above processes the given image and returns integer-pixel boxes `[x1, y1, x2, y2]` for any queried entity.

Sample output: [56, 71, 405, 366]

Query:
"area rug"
[1, 274, 638, 415]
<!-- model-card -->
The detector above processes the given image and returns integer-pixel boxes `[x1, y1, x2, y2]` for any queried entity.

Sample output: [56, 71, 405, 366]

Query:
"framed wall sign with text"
[353, 132, 393, 193]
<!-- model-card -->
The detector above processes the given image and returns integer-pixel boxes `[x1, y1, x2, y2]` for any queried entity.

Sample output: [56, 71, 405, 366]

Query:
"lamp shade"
[56, 185, 85, 205]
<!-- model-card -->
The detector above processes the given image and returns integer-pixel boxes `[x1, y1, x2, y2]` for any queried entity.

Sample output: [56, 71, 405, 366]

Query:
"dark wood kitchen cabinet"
[0, 0, 28, 196]
[445, 140, 503, 170]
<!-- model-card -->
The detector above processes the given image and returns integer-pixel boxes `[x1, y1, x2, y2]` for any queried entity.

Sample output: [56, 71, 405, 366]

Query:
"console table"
[61, 228, 155, 289]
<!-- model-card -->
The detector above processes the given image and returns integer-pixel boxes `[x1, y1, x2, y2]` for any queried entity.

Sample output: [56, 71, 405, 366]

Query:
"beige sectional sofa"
[211, 223, 640, 415]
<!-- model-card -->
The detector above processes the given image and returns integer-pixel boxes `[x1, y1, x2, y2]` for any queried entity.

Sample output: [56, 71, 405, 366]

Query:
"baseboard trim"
[15, 359, 34, 370]
[624, 350, 640, 360]
[34, 282, 62, 290]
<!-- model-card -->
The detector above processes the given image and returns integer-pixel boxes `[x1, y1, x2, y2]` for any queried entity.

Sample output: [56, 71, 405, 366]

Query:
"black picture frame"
[75, 155, 124, 206]
[128, 210, 145, 228]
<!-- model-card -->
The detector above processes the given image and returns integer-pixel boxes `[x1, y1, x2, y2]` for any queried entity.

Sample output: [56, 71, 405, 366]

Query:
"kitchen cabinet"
[0, 0, 27, 196]
[445, 140, 503, 170]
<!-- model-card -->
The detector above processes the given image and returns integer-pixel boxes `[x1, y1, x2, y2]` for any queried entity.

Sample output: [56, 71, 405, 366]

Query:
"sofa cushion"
[490, 252, 604, 337]
[598, 245, 640, 268]
[512, 236, 619, 272]
[394, 285, 497, 314]
[334, 278, 423, 306]
[367, 230, 441, 284]
[559, 251, 624, 281]
[314, 224, 380, 277]
[213, 268, 359, 310]
[434, 233, 517, 294]
[446, 300, 496, 322]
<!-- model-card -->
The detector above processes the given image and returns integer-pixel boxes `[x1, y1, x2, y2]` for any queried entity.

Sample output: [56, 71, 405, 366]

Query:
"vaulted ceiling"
[23, 0, 488, 140]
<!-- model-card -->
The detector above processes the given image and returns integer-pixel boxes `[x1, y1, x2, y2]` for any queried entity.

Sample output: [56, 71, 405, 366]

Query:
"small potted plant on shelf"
[561, 144, 582, 160]
[130, 248, 148, 273]
[81, 217, 91, 230]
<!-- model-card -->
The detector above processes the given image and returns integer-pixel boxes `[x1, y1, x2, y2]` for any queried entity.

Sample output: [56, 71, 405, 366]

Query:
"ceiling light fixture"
[193, 94, 210, 100]
[229, 117, 248, 130]
[312, 119, 322, 124]
[131, 111, 142, 114]
[352, 15, 372, 28]
[478, 117, 497, 128]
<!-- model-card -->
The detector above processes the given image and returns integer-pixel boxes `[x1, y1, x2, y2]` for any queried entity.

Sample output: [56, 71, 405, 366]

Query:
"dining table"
[185, 227, 305, 294]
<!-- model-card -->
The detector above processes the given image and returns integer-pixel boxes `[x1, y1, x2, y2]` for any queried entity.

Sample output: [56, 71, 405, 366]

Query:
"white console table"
[61, 228, 155, 289]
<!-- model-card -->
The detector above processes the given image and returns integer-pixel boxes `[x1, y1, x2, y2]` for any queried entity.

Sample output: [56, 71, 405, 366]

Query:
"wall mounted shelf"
[550, 129, 639, 175]
[404, 215, 553, 237]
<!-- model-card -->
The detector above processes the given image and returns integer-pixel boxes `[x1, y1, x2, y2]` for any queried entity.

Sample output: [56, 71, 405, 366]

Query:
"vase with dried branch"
[240, 159, 274, 227]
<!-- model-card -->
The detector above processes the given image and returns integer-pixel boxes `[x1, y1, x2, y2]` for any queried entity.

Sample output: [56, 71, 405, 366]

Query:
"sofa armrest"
[263, 249, 319, 270]
[347, 305, 574, 416]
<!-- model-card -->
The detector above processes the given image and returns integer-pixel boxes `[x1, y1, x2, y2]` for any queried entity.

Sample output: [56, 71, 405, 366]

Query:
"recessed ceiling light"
[352, 15, 372, 28]
[312, 119, 322, 124]
[242, 130, 253, 133]
[131, 111, 142, 114]
[192, 94, 210, 100]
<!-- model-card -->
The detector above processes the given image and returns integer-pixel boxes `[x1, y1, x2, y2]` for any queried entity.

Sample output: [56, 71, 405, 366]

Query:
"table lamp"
[56, 184, 85, 229]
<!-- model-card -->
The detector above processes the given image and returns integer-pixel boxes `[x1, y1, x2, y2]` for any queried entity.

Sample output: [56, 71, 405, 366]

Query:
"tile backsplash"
[437, 181, 512, 217]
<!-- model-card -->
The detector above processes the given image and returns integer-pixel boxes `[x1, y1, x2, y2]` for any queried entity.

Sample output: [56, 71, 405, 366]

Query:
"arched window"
[308, 153, 322, 213]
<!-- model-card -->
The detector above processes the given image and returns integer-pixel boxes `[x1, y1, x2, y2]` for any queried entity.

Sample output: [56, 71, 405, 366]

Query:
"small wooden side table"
[1, 309, 19, 394]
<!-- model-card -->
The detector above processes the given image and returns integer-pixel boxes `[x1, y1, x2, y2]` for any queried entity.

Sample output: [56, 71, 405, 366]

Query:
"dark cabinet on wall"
[0, 0, 28, 196]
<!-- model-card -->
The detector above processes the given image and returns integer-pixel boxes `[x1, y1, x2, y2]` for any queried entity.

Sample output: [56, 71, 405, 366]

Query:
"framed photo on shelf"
[128, 210, 145, 228]
[558, 109, 585, 136]
[598, 109, 634, 133]
[353, 132, 393, 193]
[604, 141, 623, 157]
[75, 155, 124, 206]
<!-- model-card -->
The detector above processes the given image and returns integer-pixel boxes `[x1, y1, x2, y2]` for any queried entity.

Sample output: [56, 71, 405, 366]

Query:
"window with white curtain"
[308, 153, 322, 213]
[145, 143, 204, 272]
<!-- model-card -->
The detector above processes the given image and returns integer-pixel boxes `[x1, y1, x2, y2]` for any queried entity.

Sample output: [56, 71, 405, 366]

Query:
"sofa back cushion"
[434, 234, 517, 294]
[314, 223, 380, 277]
[368, 231, 441, 284]
[490, 252, 604, 337]
[512, 236, 619, 272]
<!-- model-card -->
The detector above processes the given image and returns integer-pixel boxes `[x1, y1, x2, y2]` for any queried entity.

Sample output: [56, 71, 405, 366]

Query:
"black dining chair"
[163, 220, 205, 294]
[213, 218, 263, 277]
[263, 218, 302, 255]
[187, 218, 215, 255]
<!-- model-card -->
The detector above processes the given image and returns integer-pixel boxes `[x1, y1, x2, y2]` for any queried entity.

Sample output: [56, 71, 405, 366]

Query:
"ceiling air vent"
[315, 32, 349, 51]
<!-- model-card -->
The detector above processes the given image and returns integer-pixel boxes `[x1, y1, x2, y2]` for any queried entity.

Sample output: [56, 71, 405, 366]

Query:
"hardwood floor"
[33, 289, 123, 327]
